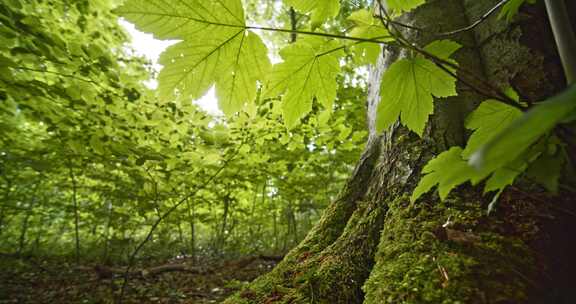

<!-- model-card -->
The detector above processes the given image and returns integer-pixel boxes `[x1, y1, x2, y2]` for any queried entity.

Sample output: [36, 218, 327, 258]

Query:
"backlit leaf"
[347, 9, 390, 65]
[463, 100, 522, 158]
[116, 0, 271, 115]
[377, 40, 461, 135]
[470, 84, 576, 173]
[285, 0, 340, 28]
[265, 37, 343, 128]
[411, 147, 477, 202]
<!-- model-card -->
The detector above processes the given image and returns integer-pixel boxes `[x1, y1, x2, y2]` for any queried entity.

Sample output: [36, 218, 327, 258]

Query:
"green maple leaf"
[265, 37, 343, 128]
[483, 158, 527, 193]
[377, 40, 461, 135]
[411, 147, 477, 202]
[498, 0, 536, 21]
[347, 9, 391, 65]
[527, 150, 564, 193]
[116, 0, 271, 116]
[285, 0, 340, 28]
[463, 100, 523, 158]
[387, 0, 425, 13]
[423, 40, 462, 61]
[471, 84, 576, 174]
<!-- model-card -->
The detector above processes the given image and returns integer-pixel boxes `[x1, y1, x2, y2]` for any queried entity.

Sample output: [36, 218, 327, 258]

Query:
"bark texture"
[224, 0, 576, 303]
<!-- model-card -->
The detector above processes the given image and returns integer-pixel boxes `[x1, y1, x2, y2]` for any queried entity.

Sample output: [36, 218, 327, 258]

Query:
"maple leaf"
[265, 37, 343, 128]
[377, 40, 461, 135]
[285, 0, 340, 28]
[116, 0, 271, 115]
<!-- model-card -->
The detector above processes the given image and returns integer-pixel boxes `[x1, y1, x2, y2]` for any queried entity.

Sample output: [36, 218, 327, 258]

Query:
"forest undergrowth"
[0, 254, 281, 303]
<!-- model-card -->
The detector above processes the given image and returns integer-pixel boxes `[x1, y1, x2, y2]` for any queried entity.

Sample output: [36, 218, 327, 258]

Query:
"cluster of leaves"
[115, 0, 574, 209]
[0, 0, 367, 260]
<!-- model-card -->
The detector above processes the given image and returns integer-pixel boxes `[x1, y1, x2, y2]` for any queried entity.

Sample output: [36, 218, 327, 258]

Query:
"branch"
[246, 25, 393, 45]
[289, 7, 297, 43]
[377, 0, 512, 37]
[437, 0, 511, 37]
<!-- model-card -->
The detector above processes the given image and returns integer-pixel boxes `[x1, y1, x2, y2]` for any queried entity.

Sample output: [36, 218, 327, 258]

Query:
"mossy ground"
[363, 194, 537, 304]
[223, 198, 387, 304]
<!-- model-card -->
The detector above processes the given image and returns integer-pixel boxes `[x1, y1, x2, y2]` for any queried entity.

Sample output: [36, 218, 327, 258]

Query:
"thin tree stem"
[68, 162, 81, 265]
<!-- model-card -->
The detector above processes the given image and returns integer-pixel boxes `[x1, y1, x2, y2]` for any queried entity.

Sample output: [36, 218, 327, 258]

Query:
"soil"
[0, 254, 279, 303]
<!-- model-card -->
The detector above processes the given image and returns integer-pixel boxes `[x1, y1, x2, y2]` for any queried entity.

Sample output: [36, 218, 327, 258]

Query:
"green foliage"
[266, 37, 344, 127]
[347, 9, 390, 65]
[527, 149, 564, 193]
[498, 0, 536, 21]
[0, 0, 369, 261]
[462, 100, 523, 158]
[377, 40, 461, 135]
[412, 85, 573, 203]
[470, 85, 576, 174]
[116, 0, 271, 115]
[411, 147, 474, 202]
[387, 0, 426, 13]
[284, 0, 340, 28]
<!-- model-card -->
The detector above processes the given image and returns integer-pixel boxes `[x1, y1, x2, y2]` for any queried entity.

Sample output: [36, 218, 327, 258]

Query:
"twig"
[377, 0, 512, 38]
[289, 7, 297, 43]
[438, 0, 511, 37]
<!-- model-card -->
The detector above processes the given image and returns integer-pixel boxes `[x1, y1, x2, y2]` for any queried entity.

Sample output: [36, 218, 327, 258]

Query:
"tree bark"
[224, 0, 576, 303]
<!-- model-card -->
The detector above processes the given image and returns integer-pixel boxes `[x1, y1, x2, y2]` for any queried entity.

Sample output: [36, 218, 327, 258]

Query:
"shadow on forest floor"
[0, 254, 280, 303]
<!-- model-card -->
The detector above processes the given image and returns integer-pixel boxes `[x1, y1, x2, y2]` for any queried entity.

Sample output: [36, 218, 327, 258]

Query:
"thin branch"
[437, 0, 511, 37]
[289, 7, 297, 43]
[377, 0, 512, 37]
[119, 11, 393, 45]
[246, 25, 393, 44]
[410, 43, 523, 109]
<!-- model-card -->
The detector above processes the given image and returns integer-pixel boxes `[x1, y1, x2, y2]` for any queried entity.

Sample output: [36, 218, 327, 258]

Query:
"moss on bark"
[363, 195, 537, 304]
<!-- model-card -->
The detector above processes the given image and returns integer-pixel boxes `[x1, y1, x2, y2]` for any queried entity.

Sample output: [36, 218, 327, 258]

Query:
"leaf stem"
[375, 0, 512, 37]
[245, 25, 392, 45]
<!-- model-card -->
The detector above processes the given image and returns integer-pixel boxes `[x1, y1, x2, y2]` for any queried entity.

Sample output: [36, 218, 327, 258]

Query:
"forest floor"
[0, 254, 280, 303]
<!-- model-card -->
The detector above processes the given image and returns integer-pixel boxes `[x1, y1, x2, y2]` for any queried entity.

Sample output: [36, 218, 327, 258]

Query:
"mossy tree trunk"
[224, 0, 576, 303]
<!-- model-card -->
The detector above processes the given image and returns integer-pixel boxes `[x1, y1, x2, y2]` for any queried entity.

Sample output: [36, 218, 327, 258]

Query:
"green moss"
[363, 196, 537, 304]
[224, 199, 387, 304]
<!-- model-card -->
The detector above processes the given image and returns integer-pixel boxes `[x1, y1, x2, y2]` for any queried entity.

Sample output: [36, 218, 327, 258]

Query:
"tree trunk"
[224, 1, 576, 303]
